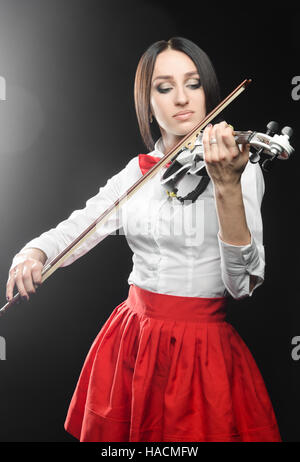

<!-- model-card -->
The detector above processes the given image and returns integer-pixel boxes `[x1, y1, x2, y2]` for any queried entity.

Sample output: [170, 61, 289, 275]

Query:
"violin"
[160, 120, 294, 202]
[0, 79, 294, 316]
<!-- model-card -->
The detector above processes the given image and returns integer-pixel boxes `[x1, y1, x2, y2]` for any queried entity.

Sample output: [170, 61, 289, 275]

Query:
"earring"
[149, 113, 153, 123]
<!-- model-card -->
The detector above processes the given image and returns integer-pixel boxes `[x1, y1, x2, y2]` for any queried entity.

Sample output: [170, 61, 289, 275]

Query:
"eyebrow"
[152, 71, 199, 83]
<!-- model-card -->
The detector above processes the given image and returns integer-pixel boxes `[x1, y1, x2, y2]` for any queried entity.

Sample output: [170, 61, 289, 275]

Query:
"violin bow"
[0, 78, 251, 316]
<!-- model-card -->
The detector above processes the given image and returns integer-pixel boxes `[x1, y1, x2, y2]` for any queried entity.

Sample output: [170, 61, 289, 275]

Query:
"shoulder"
[120, 147, 162, 178]
[108, 143, 162, 191]
[121, 155, 143, 178]
[110, 155, 141, 179]
[106, 155, 143, 196]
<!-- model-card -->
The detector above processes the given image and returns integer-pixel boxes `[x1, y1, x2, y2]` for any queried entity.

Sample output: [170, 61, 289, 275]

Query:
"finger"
[209, 124, 220, 162]
[14, 267, 30, 301]
[22, 264, 37, 295]
[239, 143, 251, 162]
[202, 124, 213, 163]
[31, 262, 43, 288]
[219, 123, 238, 151]
[6, 271, 17, 301]
[213, 123, 229, 161]
[240, 143, 250, 155]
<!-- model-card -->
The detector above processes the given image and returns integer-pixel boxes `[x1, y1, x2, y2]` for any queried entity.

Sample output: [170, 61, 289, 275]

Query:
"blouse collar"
[153, 138, 165, 157]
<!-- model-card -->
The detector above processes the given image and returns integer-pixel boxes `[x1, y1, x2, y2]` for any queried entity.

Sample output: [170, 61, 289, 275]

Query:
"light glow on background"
[0, 84, 44, 154]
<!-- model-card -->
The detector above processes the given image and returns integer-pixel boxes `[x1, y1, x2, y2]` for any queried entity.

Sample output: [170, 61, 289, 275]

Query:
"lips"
[173, 110, 194, 120]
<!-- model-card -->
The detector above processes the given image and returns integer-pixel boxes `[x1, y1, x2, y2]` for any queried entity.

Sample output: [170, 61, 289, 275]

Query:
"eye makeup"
[156, 78, 201, 94]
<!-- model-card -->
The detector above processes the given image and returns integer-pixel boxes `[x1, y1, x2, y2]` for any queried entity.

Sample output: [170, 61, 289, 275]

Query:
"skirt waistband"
[127, 284, 227, 323]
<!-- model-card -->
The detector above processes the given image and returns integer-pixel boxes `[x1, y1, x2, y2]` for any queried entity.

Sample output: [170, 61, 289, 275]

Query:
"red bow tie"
[138, 154, 171, 176]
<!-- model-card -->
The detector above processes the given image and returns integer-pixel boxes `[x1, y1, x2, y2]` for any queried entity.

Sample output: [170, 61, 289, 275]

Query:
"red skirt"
[64, 284, 282, 442]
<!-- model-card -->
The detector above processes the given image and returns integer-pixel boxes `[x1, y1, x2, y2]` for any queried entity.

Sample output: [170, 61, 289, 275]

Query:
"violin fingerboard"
[233, 131, 254, 145]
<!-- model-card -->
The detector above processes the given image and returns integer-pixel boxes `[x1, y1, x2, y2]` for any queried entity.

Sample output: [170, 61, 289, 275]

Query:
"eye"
[155, 78, 201, 94]
[187, 79, 201, 89]
[156, 85, 172, 94]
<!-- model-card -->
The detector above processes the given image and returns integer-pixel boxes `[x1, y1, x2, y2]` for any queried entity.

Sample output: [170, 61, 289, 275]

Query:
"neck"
[160, 130, 184, 154]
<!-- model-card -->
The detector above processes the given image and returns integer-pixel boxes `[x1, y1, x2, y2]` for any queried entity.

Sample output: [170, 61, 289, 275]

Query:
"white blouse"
[17, 139, 265, 299]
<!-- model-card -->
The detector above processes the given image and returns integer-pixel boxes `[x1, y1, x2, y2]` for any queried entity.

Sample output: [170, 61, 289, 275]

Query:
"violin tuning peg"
[266, 121, 279, 135]
[281, 126, 293, 139]
[262, 157, 276, 172]
[249, 151, 260, 164]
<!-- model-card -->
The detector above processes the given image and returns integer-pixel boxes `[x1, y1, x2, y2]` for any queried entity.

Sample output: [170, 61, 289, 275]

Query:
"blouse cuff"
[217, 232, 264, 298]
[217, 233, 261, 274]
[16, 238, 54, 267]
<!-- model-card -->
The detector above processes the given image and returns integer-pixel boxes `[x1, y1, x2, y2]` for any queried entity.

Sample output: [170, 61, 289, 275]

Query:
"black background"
[0, 0, 299, 443]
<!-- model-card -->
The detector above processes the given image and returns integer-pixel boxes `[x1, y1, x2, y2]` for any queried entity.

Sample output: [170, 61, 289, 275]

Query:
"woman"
[6, 37, 282, 442]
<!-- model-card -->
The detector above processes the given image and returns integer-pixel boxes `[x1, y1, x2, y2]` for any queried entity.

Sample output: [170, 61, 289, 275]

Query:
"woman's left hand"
[202, 121, 250, 187]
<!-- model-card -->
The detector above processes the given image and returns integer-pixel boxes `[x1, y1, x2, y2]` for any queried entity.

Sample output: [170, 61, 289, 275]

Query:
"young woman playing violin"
[6, 37, 282, 442]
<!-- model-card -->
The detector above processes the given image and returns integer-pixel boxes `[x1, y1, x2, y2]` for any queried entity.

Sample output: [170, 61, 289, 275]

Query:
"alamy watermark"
[291, 336, 300, 361]
[0, 336, 6, 360]
[0, 75, 6, 100]
[98, 198, 205, 246]
[0, 78, 6, 359]
[291, 76, 300, 101]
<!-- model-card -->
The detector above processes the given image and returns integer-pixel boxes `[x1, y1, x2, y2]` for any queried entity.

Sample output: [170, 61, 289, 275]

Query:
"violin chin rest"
[160, 161, 210, 203]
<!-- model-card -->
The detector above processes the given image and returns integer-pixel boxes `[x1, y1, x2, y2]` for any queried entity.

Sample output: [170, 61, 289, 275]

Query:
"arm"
[214, 182, 258, 294]
[203, 122, 265, 299]
[6, 156, 140, 301]
[16, 157, 139, 267]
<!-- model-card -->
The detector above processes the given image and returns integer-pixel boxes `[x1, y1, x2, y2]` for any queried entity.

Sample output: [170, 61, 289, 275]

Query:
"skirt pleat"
[64, 284, 282, 442]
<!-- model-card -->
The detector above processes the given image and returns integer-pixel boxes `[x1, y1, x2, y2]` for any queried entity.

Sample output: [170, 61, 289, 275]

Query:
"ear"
[149, 103, 154, 116]
[149, 104, 155, 123]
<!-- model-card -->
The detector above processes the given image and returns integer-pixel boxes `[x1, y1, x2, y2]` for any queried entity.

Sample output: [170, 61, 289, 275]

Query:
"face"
[150, 49, 206, 146]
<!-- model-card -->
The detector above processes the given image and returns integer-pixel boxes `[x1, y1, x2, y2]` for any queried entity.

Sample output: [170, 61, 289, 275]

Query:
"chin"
[177, 118, 199, 129]
[176, 125, 195, 136]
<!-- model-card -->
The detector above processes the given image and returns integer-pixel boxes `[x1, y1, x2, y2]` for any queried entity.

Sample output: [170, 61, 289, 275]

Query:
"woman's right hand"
[6, 248, 47, 302]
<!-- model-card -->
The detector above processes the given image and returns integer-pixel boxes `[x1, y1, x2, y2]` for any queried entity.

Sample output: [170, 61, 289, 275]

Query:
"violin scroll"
[247, 121, 294, 172]
[249, 121, 279, 164]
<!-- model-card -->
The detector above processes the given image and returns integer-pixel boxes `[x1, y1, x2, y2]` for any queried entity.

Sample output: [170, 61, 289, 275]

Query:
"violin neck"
[233, 130, 254, 145]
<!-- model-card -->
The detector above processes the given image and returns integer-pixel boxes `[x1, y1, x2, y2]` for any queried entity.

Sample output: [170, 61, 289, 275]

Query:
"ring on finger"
[209, 137, 217, 145]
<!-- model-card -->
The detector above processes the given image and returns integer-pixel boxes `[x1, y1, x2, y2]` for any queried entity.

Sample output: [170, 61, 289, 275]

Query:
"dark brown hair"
[134, 37, 221, 151]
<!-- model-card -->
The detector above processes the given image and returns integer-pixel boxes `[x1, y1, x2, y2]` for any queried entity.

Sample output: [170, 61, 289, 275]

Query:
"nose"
[174, 84, 189, 106]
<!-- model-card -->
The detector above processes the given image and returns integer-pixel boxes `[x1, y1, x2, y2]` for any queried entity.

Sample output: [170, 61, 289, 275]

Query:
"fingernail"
[207, 123, 212, 127]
